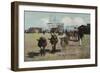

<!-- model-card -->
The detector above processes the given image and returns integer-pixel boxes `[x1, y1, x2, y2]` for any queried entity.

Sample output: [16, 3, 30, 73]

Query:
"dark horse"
[37, 37, 47, 56]
[49, 33, 58, 53]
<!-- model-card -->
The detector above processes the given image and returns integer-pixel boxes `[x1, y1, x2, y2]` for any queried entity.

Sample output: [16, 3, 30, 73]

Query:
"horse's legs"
[54, 44, 56, 51]
[51, 44, 56, 53]
[79, 39, 82, 46]
[40, 47, 45, 56]
[40, 47, 43, 56]
[51, 45, 54, 53]
[42, 47, 46, 56]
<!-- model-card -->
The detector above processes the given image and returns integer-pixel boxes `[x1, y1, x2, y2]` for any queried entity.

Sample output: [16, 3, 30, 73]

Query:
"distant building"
[48, 23, 64, 33]
[25, 27, 42, 33]
[47, 16, 64, 33]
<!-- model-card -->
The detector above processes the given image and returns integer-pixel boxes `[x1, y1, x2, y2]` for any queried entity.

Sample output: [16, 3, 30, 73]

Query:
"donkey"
[37, 36, 47, 56]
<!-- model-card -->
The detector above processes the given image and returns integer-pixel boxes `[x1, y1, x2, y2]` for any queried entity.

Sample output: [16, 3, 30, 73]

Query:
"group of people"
[37, 33, 58, 56]
[37, 27, 84, 56]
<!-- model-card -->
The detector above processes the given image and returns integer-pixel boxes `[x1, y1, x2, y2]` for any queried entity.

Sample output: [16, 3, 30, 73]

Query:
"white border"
[18, 5, 96, 68]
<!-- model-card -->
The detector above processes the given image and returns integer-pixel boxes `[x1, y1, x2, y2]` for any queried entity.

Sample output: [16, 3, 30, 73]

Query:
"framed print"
[11, 1, 97, 71]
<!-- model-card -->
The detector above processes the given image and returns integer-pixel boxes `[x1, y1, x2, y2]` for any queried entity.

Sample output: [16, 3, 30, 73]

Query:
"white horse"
[59, 33, 69, 56]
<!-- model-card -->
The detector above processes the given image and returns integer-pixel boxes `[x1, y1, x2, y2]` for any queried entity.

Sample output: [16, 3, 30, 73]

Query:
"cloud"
[40, 18, 49, 29]
[61, 17, 72, 25]
[73, 17, 85, 26]
[41, 18, 49, 24]
[62, 17, 85, 26]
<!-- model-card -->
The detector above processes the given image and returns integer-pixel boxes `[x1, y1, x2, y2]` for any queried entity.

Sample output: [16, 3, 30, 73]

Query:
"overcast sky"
[24, 11, 90, 30]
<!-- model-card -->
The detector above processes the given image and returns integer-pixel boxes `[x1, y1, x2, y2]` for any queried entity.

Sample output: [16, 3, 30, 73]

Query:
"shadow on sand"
[27, 49, 61, 58]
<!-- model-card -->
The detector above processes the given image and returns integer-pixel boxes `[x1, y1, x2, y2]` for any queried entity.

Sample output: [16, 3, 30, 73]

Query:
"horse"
[59, 31, 69, 56]
[49, 33, 58, 53]
[37, 36, 47, 56]
[60, 35, 69, 56]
